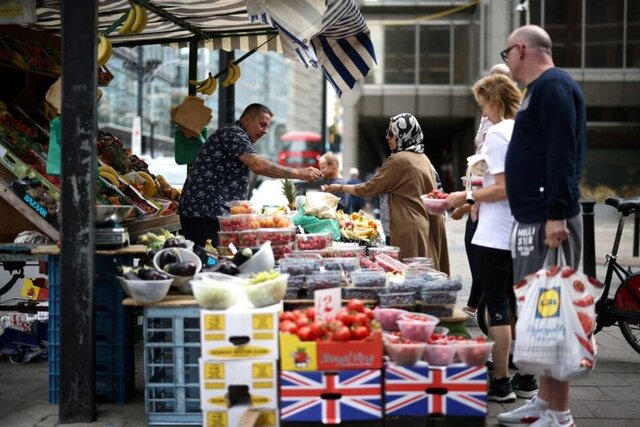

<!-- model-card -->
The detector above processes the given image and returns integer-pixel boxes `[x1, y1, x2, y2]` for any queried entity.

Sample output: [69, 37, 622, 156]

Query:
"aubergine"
[231, 247, 253, 267]
[207, 259, 240, 276]
[138, 268, 171, 281]
[163, 238, 187, 249]
[158, 249, 178, 268]
[164, 261, 197, 276]
[124, 271, 140, 280]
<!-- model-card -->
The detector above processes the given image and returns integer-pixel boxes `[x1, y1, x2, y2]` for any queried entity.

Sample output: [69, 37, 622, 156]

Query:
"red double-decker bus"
[278, 131, 323, 169]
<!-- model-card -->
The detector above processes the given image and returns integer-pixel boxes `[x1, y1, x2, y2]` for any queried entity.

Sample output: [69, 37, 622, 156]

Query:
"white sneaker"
[497, 398, 545, 426]
[529, 410, 575, 427]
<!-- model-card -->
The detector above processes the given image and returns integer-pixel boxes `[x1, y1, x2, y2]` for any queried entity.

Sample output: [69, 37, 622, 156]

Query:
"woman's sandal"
[462, 306, 477, 318]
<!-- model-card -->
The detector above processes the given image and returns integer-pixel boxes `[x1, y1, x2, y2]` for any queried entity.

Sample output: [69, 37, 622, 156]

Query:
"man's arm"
[239, 153, 322, 181]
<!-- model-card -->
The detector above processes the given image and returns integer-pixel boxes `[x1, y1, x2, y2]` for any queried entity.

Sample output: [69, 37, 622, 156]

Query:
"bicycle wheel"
[619, 319, 640, 355]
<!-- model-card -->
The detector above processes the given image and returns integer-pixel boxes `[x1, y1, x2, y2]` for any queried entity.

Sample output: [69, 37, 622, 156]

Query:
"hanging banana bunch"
[97, 35, 112, 66]
[119, 0, 149, 35]
[221, 61, 242, 88]
[189, 73, 218, 96]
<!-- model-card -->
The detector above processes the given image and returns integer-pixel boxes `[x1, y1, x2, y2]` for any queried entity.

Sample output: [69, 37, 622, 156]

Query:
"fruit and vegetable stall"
[105, 191, 489, 427]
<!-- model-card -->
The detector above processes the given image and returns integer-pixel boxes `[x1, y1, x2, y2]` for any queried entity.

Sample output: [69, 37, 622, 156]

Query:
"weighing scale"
[95, 206, 133, 249]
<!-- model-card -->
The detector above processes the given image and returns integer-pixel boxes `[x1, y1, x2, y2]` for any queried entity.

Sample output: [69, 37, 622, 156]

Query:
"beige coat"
[354, 151, 450, 275]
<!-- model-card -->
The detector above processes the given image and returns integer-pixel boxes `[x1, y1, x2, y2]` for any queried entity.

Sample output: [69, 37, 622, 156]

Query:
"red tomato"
[280, 320, 298, 334]
[363, 307, 374, 320]
[336, 311, 355, 327]
[573, 280, 585, 292]
[577, 311, 594, 335]
[305, 307, 316, 321]
[292, 309, 303, 317]
[332, 326, 351, 342]
[347, 299, 365, 313]
[280, 311, 295, 322]
[295, 316, 310, 328]
[296, 326, 314, 341]
[350, 325, 370, 340]
[573, 295, 595, 307]
[353, 312, 369, 326]
[309, 321, 324, 340]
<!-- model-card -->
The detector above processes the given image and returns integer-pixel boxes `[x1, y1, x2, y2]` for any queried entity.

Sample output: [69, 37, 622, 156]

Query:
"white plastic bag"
[513, 256, 602, 381]
[304, 191, 340, 219]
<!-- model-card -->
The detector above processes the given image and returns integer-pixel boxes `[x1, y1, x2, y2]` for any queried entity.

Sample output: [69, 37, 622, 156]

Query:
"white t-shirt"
[472, 119, 515, 251]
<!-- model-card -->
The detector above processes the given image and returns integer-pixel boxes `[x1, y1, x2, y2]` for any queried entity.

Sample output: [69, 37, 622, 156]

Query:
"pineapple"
[282, 179, 299, 211]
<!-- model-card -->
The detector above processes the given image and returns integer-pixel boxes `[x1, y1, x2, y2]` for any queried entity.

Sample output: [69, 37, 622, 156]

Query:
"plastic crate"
[48, 255, 135, 404]
[144, 306, 202, 425]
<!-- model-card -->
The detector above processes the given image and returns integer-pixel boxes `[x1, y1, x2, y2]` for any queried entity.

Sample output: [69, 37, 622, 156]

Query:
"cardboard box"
[384, 362, 487, 417]
[199, 359, 278, 411]
[202, 405, 279, 427]
[200, 304, 279, 360]
[280, 369, 383, 424]
[279, 332, 383, 371]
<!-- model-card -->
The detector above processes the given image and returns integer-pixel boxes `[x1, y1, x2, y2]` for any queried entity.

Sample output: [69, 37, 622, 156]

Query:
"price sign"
[314, 287, 341, 322]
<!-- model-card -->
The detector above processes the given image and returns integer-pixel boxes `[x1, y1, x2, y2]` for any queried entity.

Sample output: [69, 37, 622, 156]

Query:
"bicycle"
[594, 197, 640, 354]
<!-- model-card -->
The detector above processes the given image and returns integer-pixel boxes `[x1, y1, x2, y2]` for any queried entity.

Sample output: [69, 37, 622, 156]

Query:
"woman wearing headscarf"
[322, 113, 450, 274]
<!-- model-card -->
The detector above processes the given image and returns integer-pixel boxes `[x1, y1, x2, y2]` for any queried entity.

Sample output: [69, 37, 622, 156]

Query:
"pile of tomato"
[279, 299, 381, 342]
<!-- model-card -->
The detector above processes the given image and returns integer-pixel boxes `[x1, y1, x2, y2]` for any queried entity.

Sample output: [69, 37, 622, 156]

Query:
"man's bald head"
[510, 25, 552, 53]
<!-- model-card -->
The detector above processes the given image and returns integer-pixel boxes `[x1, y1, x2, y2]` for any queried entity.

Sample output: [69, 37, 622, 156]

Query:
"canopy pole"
[60, 0, 97, 421]
[218, 50, 235, 126]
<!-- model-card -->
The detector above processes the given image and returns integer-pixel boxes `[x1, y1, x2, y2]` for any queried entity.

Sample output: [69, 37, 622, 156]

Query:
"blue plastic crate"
[48, 254, 135, 405]
[144, 307, 202, 425]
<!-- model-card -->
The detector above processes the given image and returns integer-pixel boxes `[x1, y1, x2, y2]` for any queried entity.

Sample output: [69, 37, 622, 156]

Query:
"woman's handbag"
[512, 249, 602, 381]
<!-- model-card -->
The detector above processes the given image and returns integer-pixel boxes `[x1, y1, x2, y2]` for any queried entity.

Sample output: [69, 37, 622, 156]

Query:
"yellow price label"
[252, 362, 274, 379]
[252, 313, 274, 330]
[204, 314, 225, 331]
[204, 363, 225, 380]
[206, 411, 228, 427]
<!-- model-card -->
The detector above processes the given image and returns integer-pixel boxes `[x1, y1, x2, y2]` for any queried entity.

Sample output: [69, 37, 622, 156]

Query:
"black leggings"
[474, 244, 515, 327]
[465, 216, 483, 308]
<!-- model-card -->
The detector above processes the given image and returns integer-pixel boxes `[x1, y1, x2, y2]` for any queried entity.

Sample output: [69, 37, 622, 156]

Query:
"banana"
[99, 171, 119, 186]
[221, 63, 237, 88]
[99, 165, 120, 177]
[137, 171, 157, 198]
[189, 77, 209, 87]
[97, 35, 112, 66]
[130, 3, 148, 33]
[200, 73, 217, 95]
[118, 1, 137, 35]
[230, 62, 241, 84]
[195, 75, 214, 94]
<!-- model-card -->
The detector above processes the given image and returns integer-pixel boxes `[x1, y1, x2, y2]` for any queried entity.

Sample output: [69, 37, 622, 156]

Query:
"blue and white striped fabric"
[246, 0, 377, 97]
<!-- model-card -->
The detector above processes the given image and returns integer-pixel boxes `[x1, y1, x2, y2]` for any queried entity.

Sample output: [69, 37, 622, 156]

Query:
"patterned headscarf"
[388, 113, 424, 154]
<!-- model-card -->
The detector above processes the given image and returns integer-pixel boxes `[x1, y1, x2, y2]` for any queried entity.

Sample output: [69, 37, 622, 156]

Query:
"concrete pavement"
[0, 203, 639, 426]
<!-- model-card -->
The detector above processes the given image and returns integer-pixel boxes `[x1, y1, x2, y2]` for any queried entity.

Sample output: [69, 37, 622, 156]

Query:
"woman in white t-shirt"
[447, 74, 522, 402]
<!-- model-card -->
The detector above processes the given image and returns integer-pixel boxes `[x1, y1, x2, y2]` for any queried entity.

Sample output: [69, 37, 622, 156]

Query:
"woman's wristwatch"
[466, 190, 476, 205]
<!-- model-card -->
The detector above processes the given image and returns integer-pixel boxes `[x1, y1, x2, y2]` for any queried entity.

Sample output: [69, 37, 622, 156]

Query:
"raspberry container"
[218, 214, 258, 232]
[218, 231, 239, 247]
[423, 342, 457, 366]
[455, 341, 495, 367]
[272, 242, 294, 260]
[375, 254, 409, 274]
[258, 227, 296, 245]
[237, 230, 259, 247]
[373, 307, 409, 332]
[397, 318, 439, 342]
[321, 244, 366, 258]
[367, 246, 400, 260]
[295, 232, 332, 250]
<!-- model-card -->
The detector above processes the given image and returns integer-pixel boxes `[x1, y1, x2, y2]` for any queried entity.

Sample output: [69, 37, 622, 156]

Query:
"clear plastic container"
[373, 307, 409, 332]
[272, 242, 294, 261]
[423, 342, 457, 366]
[258, 227, 296, 245]
[244, 273, 289, 308]
[237, 230, 259, 247]
[397, 319, 438, 342]
[306, 271, 342, 290]
[378, 291, 415, 306]
[420, 290, 458, 305]
[350, 270, 386, 288]
[456, 341, 495, 367]
[278, 258, 321, 276]
[321, 244, 366, 258]
[218, 231, 239, 247]
[402, 257, 434, 268]
[420, 195, 448, 215]
[342, 286, 379, 301]
[286, 274, 306, 289]
[190, 272, 245, 310]
[283, 250, 323, 259]
[118, 277, 172, 304]
[228, 200, 255, 214]
[218, 214, 258, 232]
[384, 340, 426, 366]
[375, 254, 409, 273]
[368, 246, 400, 260]
[295, 232, 332, 250]
[256, 213, 292, 228]
[322, 257, 360, 272]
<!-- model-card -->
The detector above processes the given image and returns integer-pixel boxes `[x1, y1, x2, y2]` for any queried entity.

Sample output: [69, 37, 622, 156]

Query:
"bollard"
[581, 199, 596, 277]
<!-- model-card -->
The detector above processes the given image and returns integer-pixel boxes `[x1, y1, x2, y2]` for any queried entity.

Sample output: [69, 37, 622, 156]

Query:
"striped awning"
[31, 0, 281, 53]
[246, 0, 377, 97]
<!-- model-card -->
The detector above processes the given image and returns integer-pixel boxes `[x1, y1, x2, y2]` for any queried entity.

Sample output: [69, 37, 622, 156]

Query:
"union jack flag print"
[385, 363, 487, 417]
[280, 369, 383, 424]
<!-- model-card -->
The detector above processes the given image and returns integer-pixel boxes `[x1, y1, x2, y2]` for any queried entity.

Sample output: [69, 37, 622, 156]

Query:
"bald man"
[498, 25, 586, 427]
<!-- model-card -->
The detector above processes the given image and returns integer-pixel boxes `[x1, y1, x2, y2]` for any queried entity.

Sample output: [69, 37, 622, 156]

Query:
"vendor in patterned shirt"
[178, 103, 323, 247]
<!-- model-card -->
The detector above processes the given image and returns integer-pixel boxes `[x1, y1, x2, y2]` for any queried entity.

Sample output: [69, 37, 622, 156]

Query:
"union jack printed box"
[384, 362, 487, 417]
[280, 369, 383, 424]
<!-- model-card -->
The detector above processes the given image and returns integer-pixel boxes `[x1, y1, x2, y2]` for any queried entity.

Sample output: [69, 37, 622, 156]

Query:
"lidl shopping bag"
[513, 263, 602, 381]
